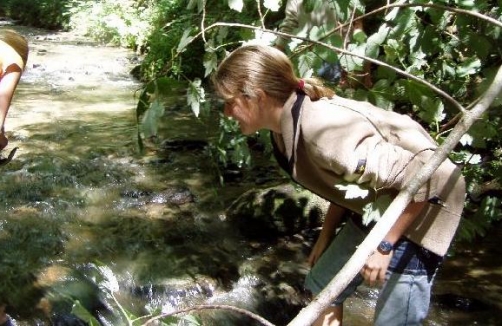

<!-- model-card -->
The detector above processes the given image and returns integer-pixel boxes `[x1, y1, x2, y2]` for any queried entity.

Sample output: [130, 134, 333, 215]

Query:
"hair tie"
[297, 79, 305, 91]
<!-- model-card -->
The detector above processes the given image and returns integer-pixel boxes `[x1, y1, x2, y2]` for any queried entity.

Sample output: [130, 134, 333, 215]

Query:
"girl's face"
[223, 94, 262, 135]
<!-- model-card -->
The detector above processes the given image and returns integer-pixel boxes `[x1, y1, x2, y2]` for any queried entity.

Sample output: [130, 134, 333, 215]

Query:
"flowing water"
[1, 22, 502, 326]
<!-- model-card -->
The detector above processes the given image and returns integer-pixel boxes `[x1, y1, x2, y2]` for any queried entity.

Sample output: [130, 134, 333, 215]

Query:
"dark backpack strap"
[270, 91, 305, 175]
[270, 131, 290, 174]
[288, 91, 305, 170]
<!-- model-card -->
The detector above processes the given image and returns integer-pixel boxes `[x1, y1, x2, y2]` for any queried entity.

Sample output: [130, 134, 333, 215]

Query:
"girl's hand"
[360, 250, 393, 287]
[308, 233, 331, 267]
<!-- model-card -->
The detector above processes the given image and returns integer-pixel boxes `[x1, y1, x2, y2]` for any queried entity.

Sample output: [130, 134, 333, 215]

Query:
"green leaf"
[136, 77, 184, 125]
[228, 0, 244, 12]
[369, 79, 395, 111]
[389, 8, 417, 39]
[466, 34, 492, 61]
[312, 43, 339, 64]
[455, 0, 476, 8]
[187, 0, 203, 12]
[407, 48, 427, 73]
[303, 0, 316, 13]
[441, 61, 456, 78]
[263, 0, 281, 11]
[352, 29, 367, 44]
[417, 97, 445, 125]
[405, 80, 433, 110]
[217, 27, 229, 44]
[382, 39, 402, 64]
[375, 65, 397, 82]
[425, 6, 451, 27]
[332, 0, 361, 22]
[177, 29, 193, 53]
[309, 26, 324, 42]
[239, 28, 254, 41]
[141, 99, 165, 138]
[365, 25, 390, 59]
[339, 43, 365, 71]
[465, 119, 498, 149]
[203, 50, 218, 77]
[136, 86, 151, 123]
[456, 57, 481, 77]
[71, 301, 101, 326]
[187, 78, 205, 117]
[297, 52, 315, 78]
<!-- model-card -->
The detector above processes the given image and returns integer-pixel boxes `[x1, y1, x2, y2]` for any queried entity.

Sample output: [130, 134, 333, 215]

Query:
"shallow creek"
[1, 23, 502, 325]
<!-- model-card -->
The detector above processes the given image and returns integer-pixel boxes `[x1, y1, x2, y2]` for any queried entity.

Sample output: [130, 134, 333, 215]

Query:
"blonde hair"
[0, 29, 29, 68]
[212, 45, 334, 104]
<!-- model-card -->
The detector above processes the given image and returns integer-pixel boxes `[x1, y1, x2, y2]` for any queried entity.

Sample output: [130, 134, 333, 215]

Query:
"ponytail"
[297, 77, 335, 101]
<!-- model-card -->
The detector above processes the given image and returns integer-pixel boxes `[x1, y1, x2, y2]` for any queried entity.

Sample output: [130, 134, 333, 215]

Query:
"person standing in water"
[0, 28, 29, 326]
[212, 44, 465, 325]
[0, 29, 29, 152]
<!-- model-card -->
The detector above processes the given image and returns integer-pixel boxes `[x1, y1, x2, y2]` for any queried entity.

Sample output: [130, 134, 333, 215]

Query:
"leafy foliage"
[161, 0, 502, 242]
[64, 0, 502, 241]
[0, 0, 71, 29]
[66, 0, 159, 49]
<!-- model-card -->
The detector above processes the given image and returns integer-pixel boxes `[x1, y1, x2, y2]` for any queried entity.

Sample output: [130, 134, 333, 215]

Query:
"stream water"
[1, 23, 502, 326]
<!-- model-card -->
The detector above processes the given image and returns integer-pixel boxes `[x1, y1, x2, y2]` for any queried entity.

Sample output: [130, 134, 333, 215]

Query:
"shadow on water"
[1, 23, 502, 326]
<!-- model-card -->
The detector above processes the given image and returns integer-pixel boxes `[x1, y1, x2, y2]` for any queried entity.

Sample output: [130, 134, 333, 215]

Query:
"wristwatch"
[378, 240, 394, 254]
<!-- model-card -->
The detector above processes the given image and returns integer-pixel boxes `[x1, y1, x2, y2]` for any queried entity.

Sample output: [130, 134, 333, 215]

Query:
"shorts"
[304, 218, 366, 305]
[304, 218, 443, 324]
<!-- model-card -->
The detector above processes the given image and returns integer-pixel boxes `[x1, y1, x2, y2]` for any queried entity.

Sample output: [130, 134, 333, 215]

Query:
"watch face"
[378, 241, 393, 253]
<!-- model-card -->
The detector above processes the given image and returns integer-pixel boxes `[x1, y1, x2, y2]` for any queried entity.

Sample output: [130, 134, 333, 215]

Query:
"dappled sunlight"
[1, 16, 501, 326]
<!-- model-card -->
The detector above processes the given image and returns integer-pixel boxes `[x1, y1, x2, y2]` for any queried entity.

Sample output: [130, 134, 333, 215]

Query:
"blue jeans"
[304, 219, 443, 325]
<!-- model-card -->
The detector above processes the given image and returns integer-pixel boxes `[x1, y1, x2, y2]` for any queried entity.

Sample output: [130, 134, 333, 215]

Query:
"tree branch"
[141, 304, 275, 326]
[362, 3, 502, 29]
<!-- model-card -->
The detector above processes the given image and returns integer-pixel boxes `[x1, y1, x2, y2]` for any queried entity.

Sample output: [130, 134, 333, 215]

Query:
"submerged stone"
[225, 183, 329, 240]
[149, 186, 195, 205]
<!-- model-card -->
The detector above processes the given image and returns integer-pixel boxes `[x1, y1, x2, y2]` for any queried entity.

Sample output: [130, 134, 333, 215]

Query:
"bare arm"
[308, 203, 346, 267]
[383, 201, 426, 244]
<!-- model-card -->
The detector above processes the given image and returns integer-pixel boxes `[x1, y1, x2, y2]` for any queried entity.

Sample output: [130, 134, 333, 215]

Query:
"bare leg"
[312, 305, 343, 326]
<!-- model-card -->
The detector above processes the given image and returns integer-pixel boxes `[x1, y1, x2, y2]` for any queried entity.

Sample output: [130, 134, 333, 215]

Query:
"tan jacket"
[273, 92, 466, 256]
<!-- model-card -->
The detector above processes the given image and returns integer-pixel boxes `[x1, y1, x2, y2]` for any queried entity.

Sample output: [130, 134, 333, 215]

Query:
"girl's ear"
[255, 89, 267, 106]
